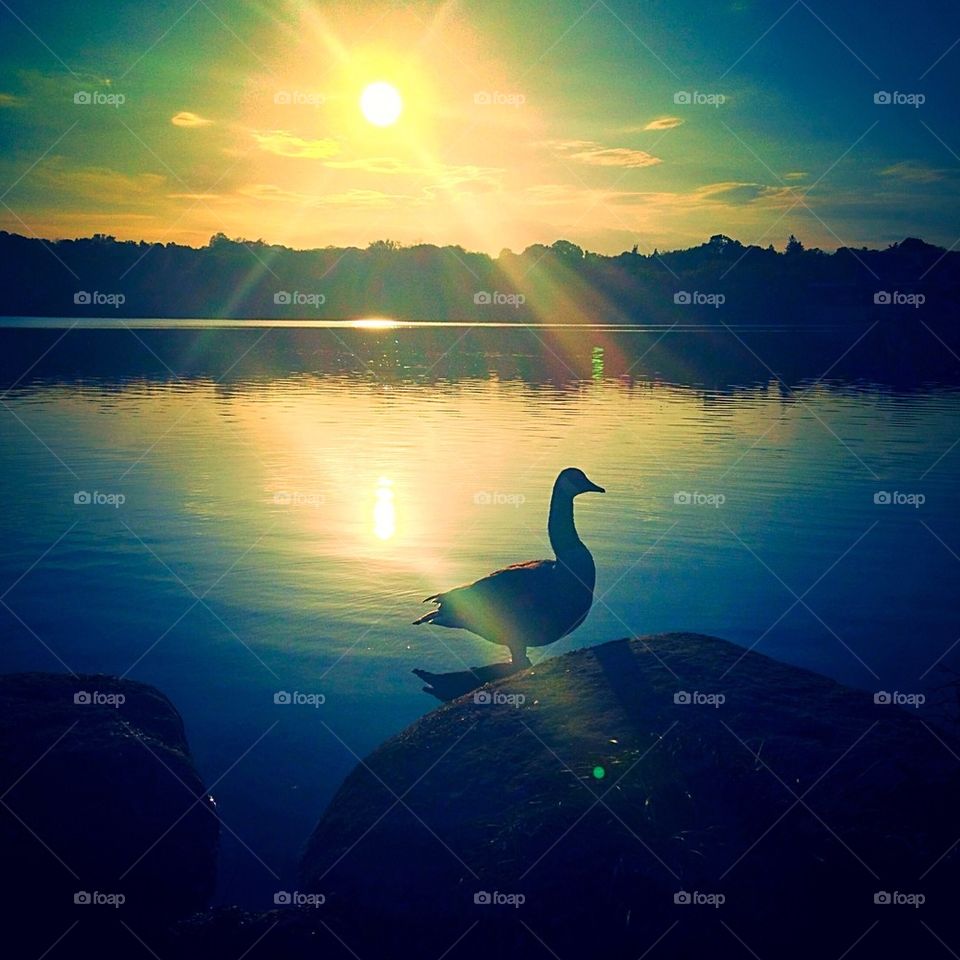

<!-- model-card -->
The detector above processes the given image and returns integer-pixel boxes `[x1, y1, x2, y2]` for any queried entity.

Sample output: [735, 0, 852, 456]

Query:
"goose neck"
[548, 487, 583, 556]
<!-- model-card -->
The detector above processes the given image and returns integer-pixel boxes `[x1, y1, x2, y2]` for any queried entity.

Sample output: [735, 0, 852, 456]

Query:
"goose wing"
[414, 560, 556, 636]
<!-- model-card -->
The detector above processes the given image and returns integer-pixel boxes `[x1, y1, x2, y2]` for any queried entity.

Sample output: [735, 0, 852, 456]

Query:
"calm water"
[1, 320, 958, 905]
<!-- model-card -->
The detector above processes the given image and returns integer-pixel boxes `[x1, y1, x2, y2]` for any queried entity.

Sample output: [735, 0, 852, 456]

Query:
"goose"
[413, 467, 605, 666]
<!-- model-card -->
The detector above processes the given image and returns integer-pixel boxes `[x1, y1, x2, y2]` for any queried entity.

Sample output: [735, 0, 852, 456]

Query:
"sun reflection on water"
[374, 476, 396, 540]
[351, 317, 400, 330]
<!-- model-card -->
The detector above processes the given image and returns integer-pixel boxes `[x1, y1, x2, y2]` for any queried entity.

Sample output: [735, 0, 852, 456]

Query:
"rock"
[301, 634, 960, 959]
[0, 672, 218, 955]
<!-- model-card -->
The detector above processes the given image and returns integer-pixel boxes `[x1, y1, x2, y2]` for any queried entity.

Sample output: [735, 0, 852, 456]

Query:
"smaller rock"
[0, 672, 218, 956]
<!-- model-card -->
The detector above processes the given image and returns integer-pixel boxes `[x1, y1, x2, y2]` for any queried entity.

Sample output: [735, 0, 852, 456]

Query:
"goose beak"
[585, 480, 605, 494]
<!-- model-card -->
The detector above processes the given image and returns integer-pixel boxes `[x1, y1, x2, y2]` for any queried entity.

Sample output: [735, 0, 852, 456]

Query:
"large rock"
[0, 673, 218, 955]
[301, 634, 960, 959]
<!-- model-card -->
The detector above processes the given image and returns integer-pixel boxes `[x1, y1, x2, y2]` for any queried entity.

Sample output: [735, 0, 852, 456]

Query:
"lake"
[1, 318, 958, 905]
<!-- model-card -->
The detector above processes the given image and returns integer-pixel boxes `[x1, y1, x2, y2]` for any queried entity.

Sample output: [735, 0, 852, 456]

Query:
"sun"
[360, 82, 403, 127]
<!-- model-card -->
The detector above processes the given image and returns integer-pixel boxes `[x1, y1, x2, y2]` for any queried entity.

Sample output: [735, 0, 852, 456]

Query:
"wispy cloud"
[0, 92, 23, 108]
[253, 131, 340, 159]
[879, 161, 949, 184]
[546, 139, 662, 168]
[324, 155, 501, 192]
[171, 111, 213, 128]
[643, 116, 683, 131]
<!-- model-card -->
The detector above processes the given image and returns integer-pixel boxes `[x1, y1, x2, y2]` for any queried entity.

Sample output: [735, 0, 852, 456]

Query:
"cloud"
[693, 181, 797, 205]
[253, 131, 340, 159]
[324, 155, 501, 192]
[879, 161, 948, 184]
[238, 184, 397, 206]
[546, 139, 662, 169]
[171, 111, 213, 128]
[783, 171, 807, 180]
[0, 93, 22, 107]
[643, 116, 683, 131]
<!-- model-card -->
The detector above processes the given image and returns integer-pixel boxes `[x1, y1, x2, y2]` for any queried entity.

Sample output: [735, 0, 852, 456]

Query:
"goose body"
[413, 467, 604, 664]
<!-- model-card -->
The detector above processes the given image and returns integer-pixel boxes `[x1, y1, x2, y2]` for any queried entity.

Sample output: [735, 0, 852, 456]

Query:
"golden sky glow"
[0, 0, 957, 253]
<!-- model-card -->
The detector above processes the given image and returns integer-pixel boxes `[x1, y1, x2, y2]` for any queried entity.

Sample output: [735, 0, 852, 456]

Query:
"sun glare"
[351, 317, 399, 329]
[360, 81, 403, 126]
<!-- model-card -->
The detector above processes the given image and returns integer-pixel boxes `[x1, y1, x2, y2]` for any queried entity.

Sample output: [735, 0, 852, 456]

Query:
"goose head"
[555, 467, 605, 498]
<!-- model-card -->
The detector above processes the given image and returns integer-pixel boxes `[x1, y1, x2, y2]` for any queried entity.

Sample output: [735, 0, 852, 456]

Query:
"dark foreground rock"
[0, 673, 218, 956]
[297, 634, 960, 959]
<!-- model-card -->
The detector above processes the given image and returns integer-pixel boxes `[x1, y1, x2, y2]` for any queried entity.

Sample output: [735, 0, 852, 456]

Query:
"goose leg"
[508, 642, 531, 667]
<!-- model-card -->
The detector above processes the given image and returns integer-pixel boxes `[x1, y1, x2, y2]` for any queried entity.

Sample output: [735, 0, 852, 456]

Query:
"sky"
[0, 0, 958, 255]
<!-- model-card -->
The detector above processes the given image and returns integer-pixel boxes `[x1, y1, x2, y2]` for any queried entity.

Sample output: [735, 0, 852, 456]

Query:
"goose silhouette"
[413, 467, 604, 666]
